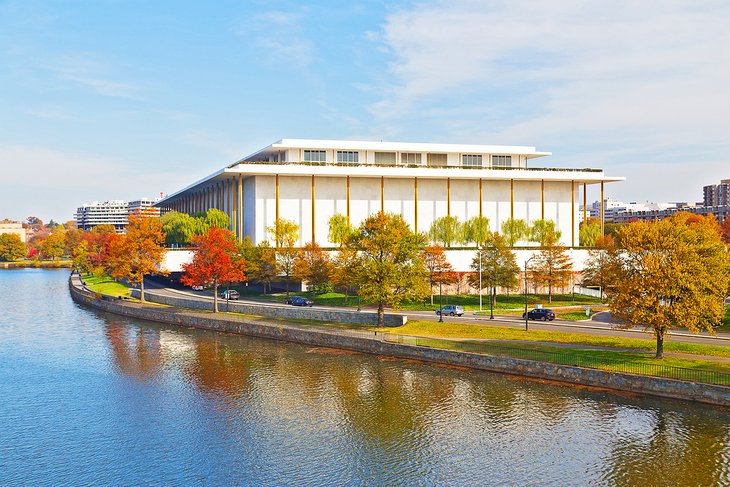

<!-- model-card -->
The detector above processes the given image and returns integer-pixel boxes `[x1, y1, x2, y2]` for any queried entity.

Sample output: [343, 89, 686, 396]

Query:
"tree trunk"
[140, 277, 145, 303]
[378, 301, 385, 327]
[655, 332, 664, 359]
[213, 280, 218, 313]
[430, 284, 434, 306]
[548, 284, 552, 303]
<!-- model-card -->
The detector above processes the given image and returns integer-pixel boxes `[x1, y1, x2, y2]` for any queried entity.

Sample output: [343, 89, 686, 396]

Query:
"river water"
[1, 269, 729, 485]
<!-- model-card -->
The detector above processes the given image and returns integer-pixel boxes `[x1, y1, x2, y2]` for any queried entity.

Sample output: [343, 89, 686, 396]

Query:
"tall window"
[303, 150, 326, 162]
[428, 153, 448, 166]
[337, 151, 359, 163]
[462, 154, 482, 167]
[374, 152, 396, 165]
[491, 155, 512, 167]
[401, 152, 422, 165]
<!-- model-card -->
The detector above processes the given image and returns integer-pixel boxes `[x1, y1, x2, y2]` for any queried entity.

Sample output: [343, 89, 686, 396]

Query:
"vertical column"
[583, 183, 587, 223]
[479, 178, 483, 218]
[571, 180, 575, 247]
[447, 177, 451, 217]
[541, 179, 545, 220]
[510, 179, 514, 220]
[414, 177, 418, 233]
[311, 175, 316, 243]
[232, 177, 237, 235]
[346, 176, 351, 225]
[238, 174, 243, 241]
[380, 176, 384, 213]
[600, 181, 605, 236]
[275, 174, 280, 223]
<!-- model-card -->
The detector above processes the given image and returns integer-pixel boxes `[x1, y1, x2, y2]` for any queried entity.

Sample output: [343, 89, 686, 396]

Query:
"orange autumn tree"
[422, 245, 457, 305]
[110, 213, 167, 303]
[181, 226, 246, 313]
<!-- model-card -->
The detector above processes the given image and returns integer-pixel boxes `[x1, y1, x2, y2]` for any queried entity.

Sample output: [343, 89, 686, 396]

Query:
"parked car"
[522, 308, 555, 321]
[219, 289, 240, 300]
[436, 305, 464, 317]
[192, 284, 205, 291]
[287, 296, 313, 307]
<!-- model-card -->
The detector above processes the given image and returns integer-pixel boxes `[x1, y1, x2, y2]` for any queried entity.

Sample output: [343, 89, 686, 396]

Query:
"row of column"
[166, 174, 245, 241]
[166, 175, 606, 247]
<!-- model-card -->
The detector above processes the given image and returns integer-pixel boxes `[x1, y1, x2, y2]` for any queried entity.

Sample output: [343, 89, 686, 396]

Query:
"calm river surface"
[1, 269, 729, 485]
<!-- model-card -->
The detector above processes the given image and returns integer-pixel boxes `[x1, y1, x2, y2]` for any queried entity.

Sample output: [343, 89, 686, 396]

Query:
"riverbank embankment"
[68, 274, 730, 407]
[2, 260, 72, 269]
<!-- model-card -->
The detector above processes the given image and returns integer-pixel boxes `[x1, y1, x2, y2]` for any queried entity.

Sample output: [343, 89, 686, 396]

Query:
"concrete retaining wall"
[70, 276, 730, 407]
[129, 288, 406, 327]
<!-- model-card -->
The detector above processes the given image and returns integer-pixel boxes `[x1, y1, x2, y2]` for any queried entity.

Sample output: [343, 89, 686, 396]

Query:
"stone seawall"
[129, 288, 407, 327]
[70, 276, 730, 407]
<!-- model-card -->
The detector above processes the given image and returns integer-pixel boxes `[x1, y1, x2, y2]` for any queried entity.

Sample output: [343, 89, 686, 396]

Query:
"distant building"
[75, 198, 160, 232]
[703, 179, 730, 207]
[128, 198, 161, 218]
[584, 199, 679, 223]
[0, 222, 27, 243]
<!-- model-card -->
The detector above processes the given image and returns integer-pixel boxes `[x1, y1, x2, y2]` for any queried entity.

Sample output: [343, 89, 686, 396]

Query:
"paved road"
[142, 278, 730, 347]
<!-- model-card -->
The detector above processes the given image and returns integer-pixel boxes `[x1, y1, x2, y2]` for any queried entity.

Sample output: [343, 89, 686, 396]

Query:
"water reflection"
[99, 314, 730, 485]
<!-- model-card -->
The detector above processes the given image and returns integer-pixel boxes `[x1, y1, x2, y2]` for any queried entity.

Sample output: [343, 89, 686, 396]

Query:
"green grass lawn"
[233, 289, 602, 311]
[398, 336, 730, 378]
[375, 320, 730, 359]
[82, 273, 132, 298]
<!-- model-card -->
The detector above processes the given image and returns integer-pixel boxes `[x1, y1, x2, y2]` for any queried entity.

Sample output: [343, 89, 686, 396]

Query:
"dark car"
[219, 289, 240, 300]
[287, 296, 313, 307]
[436, 305, 465, 317]
[522, 308, 555, 321]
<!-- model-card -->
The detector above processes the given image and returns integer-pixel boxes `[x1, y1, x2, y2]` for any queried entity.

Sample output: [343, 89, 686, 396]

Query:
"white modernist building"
[156, 139, 623, 270]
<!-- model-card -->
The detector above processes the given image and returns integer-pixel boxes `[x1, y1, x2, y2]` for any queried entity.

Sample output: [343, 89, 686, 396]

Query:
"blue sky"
[2, 0, 729, 223]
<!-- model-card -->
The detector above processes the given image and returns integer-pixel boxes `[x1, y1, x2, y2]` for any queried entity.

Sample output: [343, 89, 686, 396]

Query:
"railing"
[381, 334, 730, 387]
[230, 160, 604, 173]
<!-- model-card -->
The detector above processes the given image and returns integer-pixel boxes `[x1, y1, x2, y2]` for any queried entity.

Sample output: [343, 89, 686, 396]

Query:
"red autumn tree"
[109, 214, 167, 303]
[422, 245, 457, 305]
[181, 226, 246, 312]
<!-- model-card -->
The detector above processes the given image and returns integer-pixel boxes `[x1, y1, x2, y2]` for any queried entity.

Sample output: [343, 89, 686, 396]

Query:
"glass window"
[491, 155, 512, 167]
[401, 152, 422, 165]
[303, 150, 326, 162]
[462, 154, 483, 167]
[428, 153, 448, 166]
[337, 151, 359, 163]
[374, 152, 396, 165]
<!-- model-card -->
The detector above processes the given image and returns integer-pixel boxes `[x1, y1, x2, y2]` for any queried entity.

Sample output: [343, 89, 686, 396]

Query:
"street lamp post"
[524, 255, 536, 331]
[439, 281, 444, 323]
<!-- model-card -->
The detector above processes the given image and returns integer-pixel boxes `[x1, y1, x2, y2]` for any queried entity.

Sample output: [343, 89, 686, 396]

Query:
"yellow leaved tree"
[604, 212, 730, 358]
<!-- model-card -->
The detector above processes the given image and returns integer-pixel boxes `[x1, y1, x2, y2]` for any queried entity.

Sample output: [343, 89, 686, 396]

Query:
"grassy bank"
[234, 289, 602, 311]
[376, 320, 730, 359]
[82, 273, 132, 298]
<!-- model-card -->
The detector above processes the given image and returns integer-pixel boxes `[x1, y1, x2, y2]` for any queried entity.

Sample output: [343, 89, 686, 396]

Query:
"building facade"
[156, 139, 623, 254]
[75, 198, 161, 232]
[703, 179, 730, 207]
[0, 222, 27, 243]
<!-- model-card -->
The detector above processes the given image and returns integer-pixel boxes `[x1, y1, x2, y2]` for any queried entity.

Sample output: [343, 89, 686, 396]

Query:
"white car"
[192, 284, 205, 291]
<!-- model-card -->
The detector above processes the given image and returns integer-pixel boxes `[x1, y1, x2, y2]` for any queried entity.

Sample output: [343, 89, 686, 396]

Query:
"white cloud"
[0, 144, 188, 221]
[371, 0, 730, 157]
[232, 10, 314, 67]
[43, 54, 141, 99]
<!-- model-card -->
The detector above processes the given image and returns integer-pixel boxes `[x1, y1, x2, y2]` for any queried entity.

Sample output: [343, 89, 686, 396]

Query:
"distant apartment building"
[0, 222, 27, 243]
[75, 198, 160, 232]
[583, 198, 679, 223]
[703, 179, 730, 207]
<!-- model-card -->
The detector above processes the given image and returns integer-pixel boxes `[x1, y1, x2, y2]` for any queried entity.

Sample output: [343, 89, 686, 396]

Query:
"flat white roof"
[241, 138, 551, 162]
